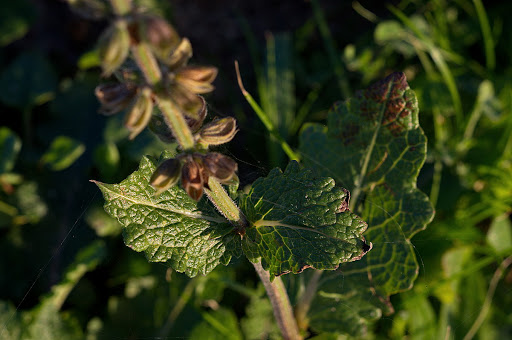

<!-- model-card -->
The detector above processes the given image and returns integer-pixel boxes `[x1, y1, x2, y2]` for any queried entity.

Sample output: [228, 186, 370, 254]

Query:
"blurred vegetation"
[0, 0, 511, 339]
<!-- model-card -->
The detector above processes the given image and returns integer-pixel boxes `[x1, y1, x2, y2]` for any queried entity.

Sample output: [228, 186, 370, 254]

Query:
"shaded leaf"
[40, 136, 85, 171]
[239, 161, 371, 278]
[0, 0, 36, 46]
[299, 72, 434, 333]
[94, 155, 239, 277]
[0, 52, 57, 109]
[486, 214, 512, 254]
[189, 307, 243, 340]
[0, 127, 21, 173]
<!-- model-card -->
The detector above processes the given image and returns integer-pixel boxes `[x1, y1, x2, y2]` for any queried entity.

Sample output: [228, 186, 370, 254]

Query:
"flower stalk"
[156, 93, 195, 150]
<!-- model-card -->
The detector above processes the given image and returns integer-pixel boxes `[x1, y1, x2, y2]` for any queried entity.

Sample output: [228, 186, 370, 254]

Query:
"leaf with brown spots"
[299, 73, 434, 335]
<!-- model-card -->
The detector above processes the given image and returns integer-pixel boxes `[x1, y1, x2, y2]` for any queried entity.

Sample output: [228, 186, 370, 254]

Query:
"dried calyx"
[150, 153, 238, 201]
[93, 2, 239, 201]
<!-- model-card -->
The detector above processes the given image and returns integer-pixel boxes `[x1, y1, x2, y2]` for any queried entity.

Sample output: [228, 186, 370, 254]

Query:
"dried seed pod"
[184, 96, 207, 132]
[176, 66, 218, 94]
[98, 20, 131, 76]
[199, 117, 237, 146]
[139, 15, 180, 59]
[165, 38, 192, 69]
[95, 82, 136, 115]
[150, 158, 182, 195]
[202, 153, 238, 183]
[169, 84, 204, 119]
[181, 158, 204, 201]
[124, 87, 154, 139]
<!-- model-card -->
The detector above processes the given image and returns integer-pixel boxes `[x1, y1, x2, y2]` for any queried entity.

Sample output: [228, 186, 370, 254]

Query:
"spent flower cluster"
[89, 0, 239, 201]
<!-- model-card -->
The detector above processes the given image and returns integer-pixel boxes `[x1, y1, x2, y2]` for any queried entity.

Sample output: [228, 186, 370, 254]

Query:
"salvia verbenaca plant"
[71, 0, 434, 338]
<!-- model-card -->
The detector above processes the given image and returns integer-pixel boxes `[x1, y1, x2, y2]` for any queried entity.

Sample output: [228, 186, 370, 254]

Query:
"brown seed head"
[181, 158, 204, 201]
[98, 20, 130, 76]
[95, 82, 137, 115]
[150, 158, 182, 195]
[199, 117, 237, 146]
[202, 153, 238, 183]
[124, 87, 154, 139]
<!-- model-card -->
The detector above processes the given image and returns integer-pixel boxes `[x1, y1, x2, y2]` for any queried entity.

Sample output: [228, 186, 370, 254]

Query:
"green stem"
[158, 277, 197, 337]
[131, 43, 162, 86]
[295, 269, 322, 331]
[311, 0, 351, 99]
[108, 0, 131, 16]
[156, 94, 195, 150]
[473, 0, 495, 71]
[203, 176, 300, 340]
[253, 262, 302, 340]
[235, 61, 300, 162]
[463, 256, 512, 340]
[430, 159, 442, 208]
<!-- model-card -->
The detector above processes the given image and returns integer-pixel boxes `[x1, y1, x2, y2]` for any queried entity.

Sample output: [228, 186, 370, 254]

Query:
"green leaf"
[0, 301, 22, 340]
[93, 142, 120, 180]
[0, 127, 21, 173]
[189, 307, 243, 340]
[308, 269, 384, 338]
[94, 156, 239, 277]
[40, 136, 85, 171]
[241, 293, 280, 340]
[299, 72, 434, 333]
[486, 214, 512, 254]
[0, 52, 57, 109]
[42, 240, 106, 310]
[239, 161, 371, 278]
[0, 0, 36, 46]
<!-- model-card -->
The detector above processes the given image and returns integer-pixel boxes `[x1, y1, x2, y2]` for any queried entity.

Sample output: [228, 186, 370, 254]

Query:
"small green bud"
[181, 158, 204, 201]
[124, 87, 154, 139]
[165, 38, 192, 69]
[176, 66, 218, 94]
[198, 117, 237, 145]
[202, 153, 238, 183]
[95, 82, 136, 115]
[150, 158, 181, 195]
[139, 15, 180, 59]
[98, 20, 131, 76]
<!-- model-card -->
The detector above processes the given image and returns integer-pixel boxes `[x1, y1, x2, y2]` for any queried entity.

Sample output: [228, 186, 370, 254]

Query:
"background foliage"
[0, 0, 511, 339]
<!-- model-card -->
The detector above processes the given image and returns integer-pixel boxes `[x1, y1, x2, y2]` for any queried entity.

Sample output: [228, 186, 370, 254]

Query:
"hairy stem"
[204, 177, 247, 232]
[253, 262, 302, 340]
[203, 177, 300, 339]
[156, 94, 195, 150]
[131, 43, 162, 86]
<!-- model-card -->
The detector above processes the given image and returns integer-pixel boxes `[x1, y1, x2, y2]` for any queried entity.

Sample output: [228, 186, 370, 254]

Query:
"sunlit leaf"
[40, 136, 85, 171]
[94, 155, 239, 277]
[240, 161, 371, 278]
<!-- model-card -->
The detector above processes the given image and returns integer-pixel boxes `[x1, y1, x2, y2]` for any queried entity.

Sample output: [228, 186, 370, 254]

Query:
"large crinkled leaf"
[94, 156, 238, 277]
[299, 72, 434, 334]
[239, 161, 371, 278]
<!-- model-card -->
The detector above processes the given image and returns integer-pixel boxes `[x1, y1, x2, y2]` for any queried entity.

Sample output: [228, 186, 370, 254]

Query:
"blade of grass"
[311, 0, 351, 99]
[389, 5, 464, 130]
[473, 0, 495, 71]
[235, 61, 300, 162]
